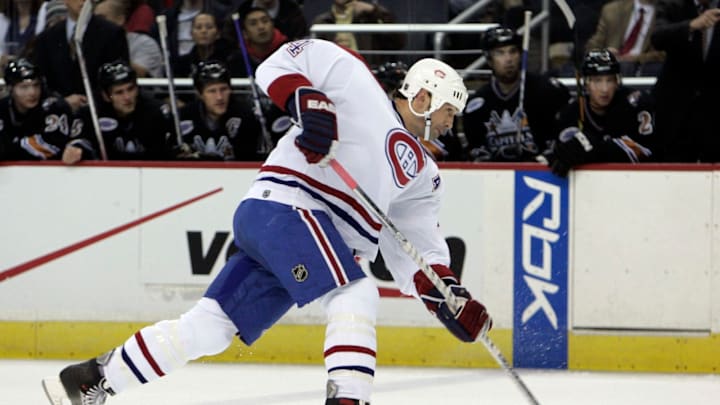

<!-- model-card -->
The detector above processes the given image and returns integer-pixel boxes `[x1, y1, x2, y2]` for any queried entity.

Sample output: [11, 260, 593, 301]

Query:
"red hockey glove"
[286, 87, 338, 167]
[413, 264, 492, 342]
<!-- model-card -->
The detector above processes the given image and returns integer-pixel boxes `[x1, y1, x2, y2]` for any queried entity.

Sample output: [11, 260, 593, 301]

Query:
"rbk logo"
[520, 176, 561, 329]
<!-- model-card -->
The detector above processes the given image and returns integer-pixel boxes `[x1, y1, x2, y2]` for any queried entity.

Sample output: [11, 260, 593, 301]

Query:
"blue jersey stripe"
[121, 346, 148, 384]
[258, 176, 379, 245]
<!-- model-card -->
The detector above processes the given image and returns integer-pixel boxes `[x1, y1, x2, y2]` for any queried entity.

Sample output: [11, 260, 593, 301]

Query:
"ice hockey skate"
[42, 352, 115, 405]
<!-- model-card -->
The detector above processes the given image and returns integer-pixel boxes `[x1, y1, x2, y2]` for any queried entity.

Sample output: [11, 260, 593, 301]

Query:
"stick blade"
[74, 0, 93, 43]
[553, 0, 576, 29]
[42, 376, 71, 405]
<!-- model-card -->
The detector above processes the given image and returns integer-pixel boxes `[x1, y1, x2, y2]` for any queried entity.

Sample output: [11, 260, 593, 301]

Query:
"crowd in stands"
[0, 0, 717, 171]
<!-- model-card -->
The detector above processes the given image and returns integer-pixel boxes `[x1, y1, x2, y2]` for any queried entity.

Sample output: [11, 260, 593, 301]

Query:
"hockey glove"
[287, 87, 338, 167]
[413, 264, 492, 342]
[546, 128, 595, 177]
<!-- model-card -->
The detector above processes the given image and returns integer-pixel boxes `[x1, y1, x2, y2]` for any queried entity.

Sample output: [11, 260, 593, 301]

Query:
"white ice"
[3, 359, 719, 404]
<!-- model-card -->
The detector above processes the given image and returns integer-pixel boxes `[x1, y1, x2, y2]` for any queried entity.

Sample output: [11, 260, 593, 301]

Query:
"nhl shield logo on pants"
[292, 264, 309, 282]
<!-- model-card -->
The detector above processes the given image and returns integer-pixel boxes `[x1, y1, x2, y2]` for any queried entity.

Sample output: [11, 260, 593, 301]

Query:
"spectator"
[229, 0, 307, 41]
[544, 49, 656, 176]
[145, 0, 170, 15]
[225, 7, 291, 147]
[34, 0, 67, 34]
[63, 60, 171, 163]
[463, 26, 570, 162]
[173, 12, 231, 77]
[175, 60, 265, 161]
[31, 0, 129, 111]
[332, 31, 357, 50]
[124, 0, 155, 34]
[227, 6, 287, 77]
[312, 0, 406, 66]
[537, 0, 610, 76]
[586, 0, 665, 76]
[0, 0, 42, 64]
[650, 0, 720, 162]
[153, 0, 227, 68]
[95, 0, 164, 78]
[0, 58, 75, 160]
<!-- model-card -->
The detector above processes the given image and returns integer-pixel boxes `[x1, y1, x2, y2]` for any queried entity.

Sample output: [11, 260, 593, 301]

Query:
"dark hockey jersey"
[463, 72, 570, 162]
[554, 86, 656, 163]
[0, 95, 74, 160]
[178, 96, 265, 161]
[72, 93, 171, 160]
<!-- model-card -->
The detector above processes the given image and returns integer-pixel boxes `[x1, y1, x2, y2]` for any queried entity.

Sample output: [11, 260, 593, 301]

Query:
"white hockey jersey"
[250, 39, 450, 295]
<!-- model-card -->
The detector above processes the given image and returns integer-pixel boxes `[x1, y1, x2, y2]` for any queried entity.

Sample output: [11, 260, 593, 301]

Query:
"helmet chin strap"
[407, 95, 434, 141]
[423, 113, 432, 141]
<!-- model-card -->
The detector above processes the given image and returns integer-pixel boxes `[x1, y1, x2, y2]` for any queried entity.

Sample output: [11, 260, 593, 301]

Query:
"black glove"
[546, 128, 595, 177]
[286, 87, 338, 166]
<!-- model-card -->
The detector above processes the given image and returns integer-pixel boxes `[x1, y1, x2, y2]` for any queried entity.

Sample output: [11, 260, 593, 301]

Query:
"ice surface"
[4, 359, 719, 404]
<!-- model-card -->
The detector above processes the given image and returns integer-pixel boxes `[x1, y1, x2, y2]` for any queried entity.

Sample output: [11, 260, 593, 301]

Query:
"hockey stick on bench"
[328, 159, 541, 405]
[552, 0, 585, 130]
[156, 15, 183, 147]
[74, 0, 107, 160]
[231, 13, 274, 156]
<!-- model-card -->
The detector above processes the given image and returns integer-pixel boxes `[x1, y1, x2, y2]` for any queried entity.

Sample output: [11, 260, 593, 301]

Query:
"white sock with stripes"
[102, 298, 237, 393]
[321, 277, 379, 402]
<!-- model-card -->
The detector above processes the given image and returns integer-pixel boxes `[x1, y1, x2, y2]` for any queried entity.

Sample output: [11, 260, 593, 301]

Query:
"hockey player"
[545, 49, 656, 177]
[42, 39, 492, 405]
[0, 58, 76, 160]
[175, 60, 267, 161]
[63, 60, 172, 162]
[374, 60, 465, 161]
[463, 26, 571, 162]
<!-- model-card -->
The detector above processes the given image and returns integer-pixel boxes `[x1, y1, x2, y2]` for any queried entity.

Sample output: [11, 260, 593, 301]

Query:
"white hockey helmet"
[399, 58, 468, 115]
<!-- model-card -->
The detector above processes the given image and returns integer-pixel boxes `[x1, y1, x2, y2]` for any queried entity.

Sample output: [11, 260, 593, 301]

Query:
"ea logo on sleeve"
[385, 129, 425, 188]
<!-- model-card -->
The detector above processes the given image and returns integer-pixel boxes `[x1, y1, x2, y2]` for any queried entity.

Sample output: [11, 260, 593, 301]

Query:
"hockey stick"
[156, 15, 183, 146]
[516, 10, 532, 154]
[552, 0, 584, 130]
[328, 159, 541, 405]
[231, 12, 274, 155]
[74, 0, 107, 161]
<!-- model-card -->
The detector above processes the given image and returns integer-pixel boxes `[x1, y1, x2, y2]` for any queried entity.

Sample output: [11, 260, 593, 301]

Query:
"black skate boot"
[57, 351, 116, 405]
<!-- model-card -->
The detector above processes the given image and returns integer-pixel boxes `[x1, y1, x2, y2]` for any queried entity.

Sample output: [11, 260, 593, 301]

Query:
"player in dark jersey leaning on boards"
[462, 26, 571, 162]
[63, 60, 172, 163]
[544, 49, 656, 177]
[174, 60, 268, 161]
[0, 59, 76, 161]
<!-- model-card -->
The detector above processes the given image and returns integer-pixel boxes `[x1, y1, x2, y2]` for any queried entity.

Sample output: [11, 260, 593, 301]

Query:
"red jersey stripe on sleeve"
[266, 73, 313, 110]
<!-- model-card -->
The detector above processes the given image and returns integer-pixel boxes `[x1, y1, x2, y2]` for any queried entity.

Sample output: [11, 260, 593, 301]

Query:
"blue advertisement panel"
[513, 171, 569, 369]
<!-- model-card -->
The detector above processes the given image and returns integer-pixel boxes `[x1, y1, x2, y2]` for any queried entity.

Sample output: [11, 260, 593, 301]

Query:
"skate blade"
[42, 377, 71, 405]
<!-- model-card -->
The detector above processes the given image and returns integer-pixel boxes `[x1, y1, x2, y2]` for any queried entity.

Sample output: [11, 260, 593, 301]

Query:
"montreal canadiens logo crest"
[385, 129, 425, 187]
